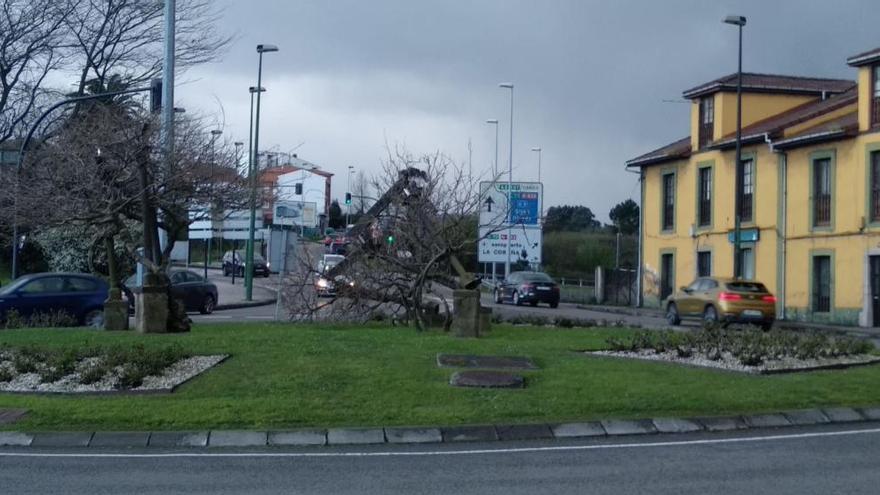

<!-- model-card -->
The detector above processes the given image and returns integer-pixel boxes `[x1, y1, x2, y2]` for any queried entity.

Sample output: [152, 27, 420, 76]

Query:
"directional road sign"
[479, 182, 543, 228]
[478, 226, 542, 264]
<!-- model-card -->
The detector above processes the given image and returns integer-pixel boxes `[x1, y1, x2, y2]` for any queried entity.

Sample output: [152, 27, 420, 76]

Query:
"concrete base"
[103, 290, 129, 331]
[452, 289, 481, 338]
[135, 284, 168, 334]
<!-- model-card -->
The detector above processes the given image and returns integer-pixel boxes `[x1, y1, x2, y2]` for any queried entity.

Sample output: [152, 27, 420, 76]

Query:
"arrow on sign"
[484, 196, 495, 212]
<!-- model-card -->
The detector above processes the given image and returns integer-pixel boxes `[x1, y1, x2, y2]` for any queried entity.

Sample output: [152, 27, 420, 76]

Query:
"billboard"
[274, 201, 317, 227]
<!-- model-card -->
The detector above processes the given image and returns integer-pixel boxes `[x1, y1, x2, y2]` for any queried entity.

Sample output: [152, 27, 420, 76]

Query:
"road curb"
[215, 298, 277, 311]
[3, 407, 879, 449]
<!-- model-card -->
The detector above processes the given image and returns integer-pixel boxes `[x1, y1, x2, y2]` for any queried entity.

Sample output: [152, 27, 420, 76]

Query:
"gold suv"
[664, 277, 776, 330]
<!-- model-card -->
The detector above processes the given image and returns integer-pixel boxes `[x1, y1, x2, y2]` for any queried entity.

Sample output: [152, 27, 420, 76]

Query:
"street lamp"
[499, 82, 514, 278]
[346, 165, 354, 228]
[724, 15, 746, 279]
[205, 129, 222, 279]
[486, 119, 499, 178]
[531, 147, 542, 183]
[246, 44, 278, 301]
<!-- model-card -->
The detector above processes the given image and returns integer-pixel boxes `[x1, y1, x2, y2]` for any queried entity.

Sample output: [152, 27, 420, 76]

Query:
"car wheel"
[513, 292, 522, 306]
[703, 305, 719, 325]
[264, 272, 270, 278]
[494, 289, 503, 304]
[223, 266, 229, 276]
[238, 267, 245, 277]
[83, 309, 104, 329]
[530, 301, 538, 307]
[200, 295, 215, 315]
[666, 303, 681, 326]
[550, 301, 559, 309]
[760, 320, 774, 331]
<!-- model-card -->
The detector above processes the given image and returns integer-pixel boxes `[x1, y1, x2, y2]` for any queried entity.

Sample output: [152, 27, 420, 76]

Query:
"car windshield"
[521, 273, 553, 283]
[726, 281, 768, 293]
[0, 281, 22, 295]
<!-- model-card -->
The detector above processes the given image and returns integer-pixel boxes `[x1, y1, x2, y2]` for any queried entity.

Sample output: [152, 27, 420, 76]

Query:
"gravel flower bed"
[588, 349, 880, 374]
[589, 327, 880, 374]
[0, 344, 227, 394]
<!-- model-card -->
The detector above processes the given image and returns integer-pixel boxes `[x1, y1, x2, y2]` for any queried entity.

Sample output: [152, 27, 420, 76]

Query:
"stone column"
[103, 288, 129, 331]
[452, 289, 480, 338]
[135, 275, 168, 333]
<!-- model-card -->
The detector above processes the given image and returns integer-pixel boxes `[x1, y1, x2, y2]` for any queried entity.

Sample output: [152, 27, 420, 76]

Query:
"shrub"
[40, 349, 79, 383]
[0, 367, 13, 383]
[78, 362, 109, 385]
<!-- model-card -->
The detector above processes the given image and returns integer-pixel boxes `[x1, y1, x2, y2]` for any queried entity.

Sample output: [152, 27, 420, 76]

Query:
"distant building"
[627, 46, 880, 327]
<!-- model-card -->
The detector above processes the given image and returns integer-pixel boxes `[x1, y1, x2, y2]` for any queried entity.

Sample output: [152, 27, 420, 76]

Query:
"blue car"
[0, 273, 109, 327]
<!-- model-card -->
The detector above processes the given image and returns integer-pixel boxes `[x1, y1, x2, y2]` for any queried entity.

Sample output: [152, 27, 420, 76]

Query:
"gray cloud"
[177, 0, 880, 221]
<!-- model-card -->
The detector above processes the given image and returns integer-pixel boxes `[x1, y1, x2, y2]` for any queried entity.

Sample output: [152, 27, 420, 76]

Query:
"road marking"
[245, 316, 274, 320]
[198, 315, 233, 320]
[2, 427, 879, 458]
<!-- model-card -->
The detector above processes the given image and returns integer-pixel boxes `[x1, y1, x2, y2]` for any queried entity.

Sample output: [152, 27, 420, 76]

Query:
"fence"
[602, 267, 638, 306]
[556, 275, 596, 305]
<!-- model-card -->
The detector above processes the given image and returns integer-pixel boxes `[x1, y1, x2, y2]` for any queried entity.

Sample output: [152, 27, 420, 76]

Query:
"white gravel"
[589, 349, 880, 374]
[0, 354, 227, 394]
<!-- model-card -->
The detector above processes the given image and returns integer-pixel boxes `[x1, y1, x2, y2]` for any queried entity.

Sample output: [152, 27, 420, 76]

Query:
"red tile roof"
[847, 47, 880, 67]
[682, 72, 854, 99]
[772, 112, 859, 150]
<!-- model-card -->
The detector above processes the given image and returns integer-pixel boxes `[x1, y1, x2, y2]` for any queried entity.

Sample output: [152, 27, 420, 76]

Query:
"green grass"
[1, 323, 879, 431]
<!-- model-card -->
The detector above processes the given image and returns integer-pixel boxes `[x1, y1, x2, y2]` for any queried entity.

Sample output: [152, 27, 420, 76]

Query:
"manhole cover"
[450, 370, 525, 388]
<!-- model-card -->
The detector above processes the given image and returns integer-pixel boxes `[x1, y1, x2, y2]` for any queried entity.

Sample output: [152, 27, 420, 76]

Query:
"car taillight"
[719, 292, 741, 301]
[762, 295, 777, 303]
[552, 286, 559, 292]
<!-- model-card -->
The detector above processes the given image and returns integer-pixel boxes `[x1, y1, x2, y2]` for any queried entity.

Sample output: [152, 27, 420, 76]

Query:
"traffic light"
[386, 235, 395, 245]
[345, 192, 351, 205]
[150, 78, 162, 113]
[295, 183, 302, 195]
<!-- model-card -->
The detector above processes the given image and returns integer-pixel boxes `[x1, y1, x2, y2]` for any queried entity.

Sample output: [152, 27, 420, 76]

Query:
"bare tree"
[64, 0, 231, 95]
[0, 0, 75, 144]
[281, 146, 490, 331]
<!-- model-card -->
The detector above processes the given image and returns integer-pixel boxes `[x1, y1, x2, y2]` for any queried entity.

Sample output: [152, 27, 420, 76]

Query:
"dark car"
[0, 273, 109, 327]
[222, 250, 270, 277]
[123, 269, 218, 314]
[493, 271, 560, 308]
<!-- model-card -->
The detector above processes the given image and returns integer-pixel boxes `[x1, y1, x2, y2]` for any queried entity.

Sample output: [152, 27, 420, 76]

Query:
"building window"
[873, 65, 880, 127]
[813, 157, 832, 227]
[813, 255, 832, 313]
[698, 97, 714, 148]
[662, 173, 675, 231]
[698, 167, 712, 227]
[871, 151, 880, 223]
[737, 247, 755, 281]
[697, 251, 711, 277]
[738, 158, 754, 223]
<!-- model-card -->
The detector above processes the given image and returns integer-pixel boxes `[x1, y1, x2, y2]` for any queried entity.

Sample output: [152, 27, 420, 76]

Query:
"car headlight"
[266, 262, 271, 268]
[317, 278, 329, 288]
[348, 281, 355, 287]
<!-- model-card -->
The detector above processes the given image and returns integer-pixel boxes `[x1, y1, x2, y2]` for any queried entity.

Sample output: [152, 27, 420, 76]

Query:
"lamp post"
[204, 129, 222, 279]
[245, 44, 278, 301]
[486, 119, 499, 178]
[346, 165, 354, 228]
[531, 147, 542, 183]
[724, 15, 746, 279]
[499, 82, 514, 278]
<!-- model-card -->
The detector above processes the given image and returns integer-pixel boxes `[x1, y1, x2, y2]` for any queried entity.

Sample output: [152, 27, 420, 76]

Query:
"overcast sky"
[176, 0, 879, 222]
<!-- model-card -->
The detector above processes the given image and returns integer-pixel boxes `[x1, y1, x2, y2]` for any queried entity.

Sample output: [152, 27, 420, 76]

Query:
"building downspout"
[766, 132, 787, 320]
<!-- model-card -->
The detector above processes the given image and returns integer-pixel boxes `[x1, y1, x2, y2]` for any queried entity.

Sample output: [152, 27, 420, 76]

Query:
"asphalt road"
[3, 424, 879, 494]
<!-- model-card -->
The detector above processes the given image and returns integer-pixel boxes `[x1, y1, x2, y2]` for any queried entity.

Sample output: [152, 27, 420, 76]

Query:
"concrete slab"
[651, 418, 704, 434]
[0, 409, 28, 425]
[600, 419, 657, 436]
[450, 370, 525, 388]
[783, 409, 831, 426]
[495, 424, 553, 441]
[857, 407, 880, 421]
[209, 430, 267, 447]
[0, 432, 33, 446]
[441, 426, 498, 443]
[385, 428, 442, 444]
[551, 422, 606, 438]
[822, 407, 865, 423]
[696, 416, 747, 432]
[268, 430, 326, 446]
[30, 432, 94, 447]
[743, 414, 792, 429]
[326, 428, 385, 445]
[148, 431, 209, 447]
[437, 354, 539, 370]
[89, 432, 150, 448]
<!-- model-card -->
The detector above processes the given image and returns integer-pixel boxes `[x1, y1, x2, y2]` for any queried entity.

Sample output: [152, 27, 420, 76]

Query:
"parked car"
[0, 273, 109, 327]
[122, 269, 218, 315]
[493, 271, 560, 308]
[222, 250, 270, 277]
[314, 254, 352, 297]
[664, 277, 776, 330]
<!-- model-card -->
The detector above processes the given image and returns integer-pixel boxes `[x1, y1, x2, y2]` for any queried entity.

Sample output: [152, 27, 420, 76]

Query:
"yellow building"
[627, 47, 880, 327]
